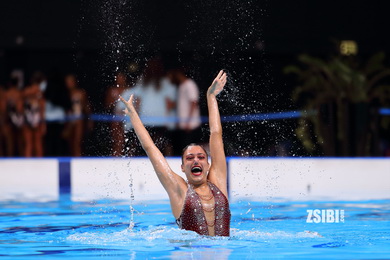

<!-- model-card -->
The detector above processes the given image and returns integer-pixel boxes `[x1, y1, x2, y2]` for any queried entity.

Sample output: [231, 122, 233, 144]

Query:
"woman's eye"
[186, 157, 194, 160]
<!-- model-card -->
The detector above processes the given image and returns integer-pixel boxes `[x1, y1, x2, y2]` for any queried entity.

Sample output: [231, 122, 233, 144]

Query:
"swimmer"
[120, 70, 230, 236]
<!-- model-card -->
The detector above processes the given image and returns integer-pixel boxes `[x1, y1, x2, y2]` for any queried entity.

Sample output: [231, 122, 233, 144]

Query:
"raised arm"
[206, 70, 228, 198]
[119, 95, 187, 214]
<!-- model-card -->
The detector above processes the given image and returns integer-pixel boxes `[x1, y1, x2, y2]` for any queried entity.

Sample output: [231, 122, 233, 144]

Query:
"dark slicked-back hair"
[181, 143, 209, 164]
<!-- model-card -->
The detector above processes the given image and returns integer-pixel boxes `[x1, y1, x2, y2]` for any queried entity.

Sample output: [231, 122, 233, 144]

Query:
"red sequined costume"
[176, 181, 231, 236]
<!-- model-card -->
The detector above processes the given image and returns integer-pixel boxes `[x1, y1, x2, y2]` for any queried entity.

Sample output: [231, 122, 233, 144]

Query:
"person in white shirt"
[167, 67, 202, 155]
[117, 57, 176, 156]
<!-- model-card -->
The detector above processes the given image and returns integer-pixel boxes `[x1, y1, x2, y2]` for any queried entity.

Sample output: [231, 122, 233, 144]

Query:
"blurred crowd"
[0, 70, 92, 157]
[108, 57, 203, 157]
[0, 57, 203, 157]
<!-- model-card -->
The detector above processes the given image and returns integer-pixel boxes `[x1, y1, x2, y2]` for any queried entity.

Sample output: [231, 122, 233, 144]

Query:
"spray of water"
[85, 0, 306, 227]
[128, 161, 135, 229]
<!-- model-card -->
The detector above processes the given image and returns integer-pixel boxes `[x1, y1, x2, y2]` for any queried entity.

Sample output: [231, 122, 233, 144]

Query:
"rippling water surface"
[1, 199, 389, 259]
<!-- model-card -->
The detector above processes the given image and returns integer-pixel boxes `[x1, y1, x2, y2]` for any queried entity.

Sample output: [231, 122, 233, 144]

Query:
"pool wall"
[0, 157, 389, 201]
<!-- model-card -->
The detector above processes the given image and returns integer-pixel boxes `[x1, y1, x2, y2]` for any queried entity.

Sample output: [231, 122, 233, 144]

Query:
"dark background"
[1, 0, 389, 156]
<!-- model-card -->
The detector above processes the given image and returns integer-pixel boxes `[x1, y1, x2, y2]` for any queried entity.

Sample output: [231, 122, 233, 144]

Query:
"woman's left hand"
[207, 70, 227, 96]
[119, 94, 135, 116]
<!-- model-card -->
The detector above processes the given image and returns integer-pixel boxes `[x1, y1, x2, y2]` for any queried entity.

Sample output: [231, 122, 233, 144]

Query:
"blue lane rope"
[45, 108, 390, 123]
[88, 110, 309, 124]
[379, 108, 390, 115]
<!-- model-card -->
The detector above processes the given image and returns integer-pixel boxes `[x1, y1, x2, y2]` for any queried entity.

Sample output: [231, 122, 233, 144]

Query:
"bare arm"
[119, 95, 186, 216]
[206, 70, 228, 198]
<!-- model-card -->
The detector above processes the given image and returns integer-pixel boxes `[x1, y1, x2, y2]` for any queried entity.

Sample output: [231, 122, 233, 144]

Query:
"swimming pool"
[1, 198, 389, 259]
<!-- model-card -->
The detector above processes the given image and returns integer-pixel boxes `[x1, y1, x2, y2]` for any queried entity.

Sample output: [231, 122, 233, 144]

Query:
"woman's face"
[181, 145, 210, 185]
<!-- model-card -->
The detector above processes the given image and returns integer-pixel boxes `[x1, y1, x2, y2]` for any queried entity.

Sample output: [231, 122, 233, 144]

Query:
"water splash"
[66, 226, 322, 245]
[174, 0, 301, 157]
[127, 160, 135, 229]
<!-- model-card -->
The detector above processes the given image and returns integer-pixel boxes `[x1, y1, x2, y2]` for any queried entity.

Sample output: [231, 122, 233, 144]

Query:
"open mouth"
[191, 166, 203, 176]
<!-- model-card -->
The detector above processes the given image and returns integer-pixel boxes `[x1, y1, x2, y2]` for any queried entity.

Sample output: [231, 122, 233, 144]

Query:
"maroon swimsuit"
[176, 182, 231, 236]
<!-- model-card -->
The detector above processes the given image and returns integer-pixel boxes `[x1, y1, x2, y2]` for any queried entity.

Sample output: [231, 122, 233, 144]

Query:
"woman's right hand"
[119, 94, 135, 116]
[207, 70, 227, 96]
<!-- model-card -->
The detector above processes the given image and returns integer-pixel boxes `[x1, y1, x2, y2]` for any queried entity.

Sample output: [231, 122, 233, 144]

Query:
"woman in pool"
[120, 70, 230, 236]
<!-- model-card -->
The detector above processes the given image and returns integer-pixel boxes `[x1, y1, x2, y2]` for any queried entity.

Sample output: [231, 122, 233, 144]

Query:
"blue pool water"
[0, 198, 389, 259]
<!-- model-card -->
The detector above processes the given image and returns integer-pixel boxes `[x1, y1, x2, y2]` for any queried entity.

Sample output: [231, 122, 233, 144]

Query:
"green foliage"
[285, 52, 390, 155]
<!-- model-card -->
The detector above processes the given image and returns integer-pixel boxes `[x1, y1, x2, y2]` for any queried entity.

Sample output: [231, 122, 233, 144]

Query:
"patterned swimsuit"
[176, 182, 231, 236]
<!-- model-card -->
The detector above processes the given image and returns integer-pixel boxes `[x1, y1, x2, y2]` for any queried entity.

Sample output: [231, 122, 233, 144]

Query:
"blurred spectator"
[136, 57, 176, 155]
[168, 67, 202, 155]
[105, 71, 128, 156]
[44, 69, 72, 156]
[63, 73, 92, 156]
[0, 83, 6, 156]
[36, 72, 48, 92]
[2, 76, 24, 156]
[165, 76, 177, 156]
[22, 73, 46, 157]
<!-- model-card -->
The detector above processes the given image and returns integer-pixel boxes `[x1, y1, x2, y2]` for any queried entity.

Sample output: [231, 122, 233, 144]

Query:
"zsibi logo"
[306, 209, 345, 223]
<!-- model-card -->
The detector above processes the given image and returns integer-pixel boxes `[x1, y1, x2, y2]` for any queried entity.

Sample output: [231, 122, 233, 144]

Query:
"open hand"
[119, 94, 135, 115]
[207, 70, 227, 96]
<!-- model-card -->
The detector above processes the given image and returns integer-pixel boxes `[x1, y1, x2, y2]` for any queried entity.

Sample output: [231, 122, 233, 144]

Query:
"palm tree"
[285, 52, 390, 156]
